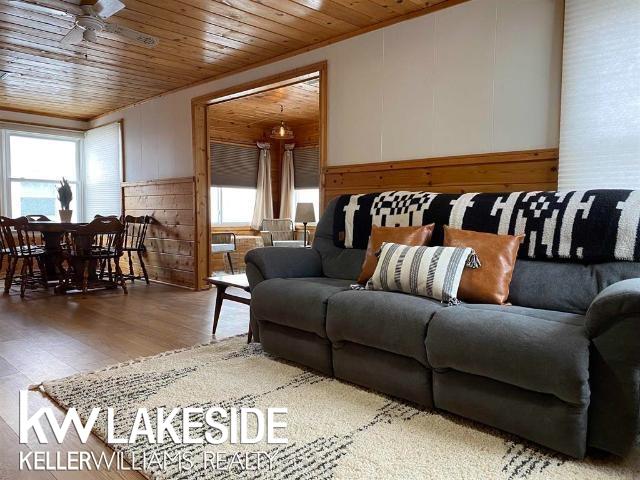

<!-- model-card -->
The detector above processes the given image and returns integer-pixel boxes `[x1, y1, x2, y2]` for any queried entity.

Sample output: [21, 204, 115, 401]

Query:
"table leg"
[212, 285, 227, 334]
[42, 232, 63, 281]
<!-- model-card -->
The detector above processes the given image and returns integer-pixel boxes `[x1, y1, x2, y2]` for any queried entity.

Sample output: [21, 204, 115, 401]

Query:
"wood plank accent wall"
[122, 177, 196, 289]
[323, 149, 559, 206]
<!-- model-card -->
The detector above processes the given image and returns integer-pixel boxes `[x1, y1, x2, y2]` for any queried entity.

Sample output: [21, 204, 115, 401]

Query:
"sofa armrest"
[244, 247, 322, 290]
[584, 278, 640, 456]
[585, 278, 640, 338]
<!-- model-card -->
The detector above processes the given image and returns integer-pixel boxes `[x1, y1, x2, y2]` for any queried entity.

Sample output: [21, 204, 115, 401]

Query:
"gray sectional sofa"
[245, 198, 640, 459]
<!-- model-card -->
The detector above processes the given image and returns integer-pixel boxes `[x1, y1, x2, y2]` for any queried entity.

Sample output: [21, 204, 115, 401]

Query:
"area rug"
[39, 336, 639, 480]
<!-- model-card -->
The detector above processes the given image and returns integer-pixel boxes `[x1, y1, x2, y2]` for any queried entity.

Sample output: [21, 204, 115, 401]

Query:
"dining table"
[27, 220, 115, 294]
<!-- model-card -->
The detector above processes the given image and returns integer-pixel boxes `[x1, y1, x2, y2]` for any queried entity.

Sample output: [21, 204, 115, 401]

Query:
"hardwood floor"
[0, 282, 250, 479]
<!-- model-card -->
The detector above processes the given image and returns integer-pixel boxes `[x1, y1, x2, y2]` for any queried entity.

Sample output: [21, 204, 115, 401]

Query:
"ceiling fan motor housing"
[76, 15, 104, 42]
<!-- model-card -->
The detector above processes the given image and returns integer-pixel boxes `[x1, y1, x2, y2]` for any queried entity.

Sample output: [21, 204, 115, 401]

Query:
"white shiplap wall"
[91, 0, 564, 180]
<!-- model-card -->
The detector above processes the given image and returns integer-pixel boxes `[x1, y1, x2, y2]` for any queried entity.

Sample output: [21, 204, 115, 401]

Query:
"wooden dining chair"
[0, 216, 48, 298]
[25, 214, 51, 221]
[121, 215, 151, 284]
[64, 217, 127, 294]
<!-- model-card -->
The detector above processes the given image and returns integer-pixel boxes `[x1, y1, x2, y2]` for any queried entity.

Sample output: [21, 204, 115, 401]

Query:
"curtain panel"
[251, 142, 273, 230]
[279, 143, 295, 219]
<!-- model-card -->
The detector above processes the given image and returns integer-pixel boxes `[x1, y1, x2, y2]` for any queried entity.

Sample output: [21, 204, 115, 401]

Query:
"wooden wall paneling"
[122, 177, 197, 289]
[2, 0, 467, 120]
[323, 149, 559, 205]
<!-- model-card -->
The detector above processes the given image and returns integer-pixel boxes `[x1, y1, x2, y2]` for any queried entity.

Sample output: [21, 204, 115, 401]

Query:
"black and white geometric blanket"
[333, 190, 640, 263]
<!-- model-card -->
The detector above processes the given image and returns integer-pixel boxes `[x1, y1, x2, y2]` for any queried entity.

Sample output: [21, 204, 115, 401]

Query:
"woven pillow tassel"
[466, 250, 481, 269]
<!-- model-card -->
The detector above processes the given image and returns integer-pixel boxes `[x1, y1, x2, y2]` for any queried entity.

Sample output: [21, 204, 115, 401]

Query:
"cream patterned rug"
[40, 336, 639, 480]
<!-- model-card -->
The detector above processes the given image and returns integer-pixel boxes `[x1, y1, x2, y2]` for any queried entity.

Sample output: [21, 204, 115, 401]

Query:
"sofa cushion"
[426, 304, 590, 405]
[251, 277, 352, 338]
[326, 290, 445, 366]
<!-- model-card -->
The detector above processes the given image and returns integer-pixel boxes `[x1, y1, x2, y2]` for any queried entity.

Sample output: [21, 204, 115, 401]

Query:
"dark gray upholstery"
[433, 370, 588, 458]
[509, 259, 640, 314]
[260, 322, 333, 375]
[245, 247, 323, 288]
[327, 290, 443, 366]
[585, 278, 640, 456]
[333, 342, 433, 407]
[427, 305, 590, 405]
[252, 277, 352, 338]
[245, 195, 640, 459]
[312, 198, 366, 280]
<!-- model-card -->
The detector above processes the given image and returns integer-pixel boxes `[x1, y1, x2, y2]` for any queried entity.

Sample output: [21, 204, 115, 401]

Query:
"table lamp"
[295, 202, 316, 247]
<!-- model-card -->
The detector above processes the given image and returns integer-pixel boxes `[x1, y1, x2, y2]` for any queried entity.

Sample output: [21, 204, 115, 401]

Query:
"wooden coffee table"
[206, 273, 252, 342]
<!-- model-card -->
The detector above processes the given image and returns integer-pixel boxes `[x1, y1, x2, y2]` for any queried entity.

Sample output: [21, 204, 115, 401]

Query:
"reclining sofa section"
[245, 196, 640, 459]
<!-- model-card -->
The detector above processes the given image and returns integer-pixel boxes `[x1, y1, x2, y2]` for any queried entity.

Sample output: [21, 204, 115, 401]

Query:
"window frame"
[0, 127, 84, 220]
[210, 186, 256, 226]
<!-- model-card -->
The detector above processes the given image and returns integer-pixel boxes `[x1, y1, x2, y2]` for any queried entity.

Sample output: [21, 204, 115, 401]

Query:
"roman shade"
[293, 146, 320, 189]
[210, 142, 259, 188]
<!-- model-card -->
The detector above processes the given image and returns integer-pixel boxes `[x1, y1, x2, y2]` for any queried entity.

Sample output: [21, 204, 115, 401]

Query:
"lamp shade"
[295, 202, 316, 223]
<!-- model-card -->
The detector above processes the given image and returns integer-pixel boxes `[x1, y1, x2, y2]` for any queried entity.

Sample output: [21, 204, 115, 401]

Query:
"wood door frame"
[191, 61, 328, 290]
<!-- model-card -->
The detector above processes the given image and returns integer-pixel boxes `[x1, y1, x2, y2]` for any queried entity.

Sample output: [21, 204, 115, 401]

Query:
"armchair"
[211, 232, 237, 274]
[260, 219, 307, 248]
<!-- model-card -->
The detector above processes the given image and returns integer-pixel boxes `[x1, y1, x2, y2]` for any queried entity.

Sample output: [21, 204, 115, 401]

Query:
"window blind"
[559, 0, 640, 190]
[84, 122, 122, 221]
[293, 146, 320, 189]
[210, 142, 259, 188]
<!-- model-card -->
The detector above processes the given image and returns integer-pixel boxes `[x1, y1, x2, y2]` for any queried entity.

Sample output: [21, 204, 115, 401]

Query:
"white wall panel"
[433, 0, 496, 156]
[494, 0, 563, 151]
[91, 0, 564, 181]
[381, 15, 436, 162]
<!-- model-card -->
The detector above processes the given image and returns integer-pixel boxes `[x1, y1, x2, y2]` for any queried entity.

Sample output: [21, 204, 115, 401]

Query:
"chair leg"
[227, 252, 234, 274]
[137, 251, 149, 285]
[81, 260, 90, 294]
[37, 255, 48, 289]
[5, 257, 18, 294]
[107, 258, 114, 283]
[127, 251, 135, 282]
[115, 260, 128, 295]
[20, 258, 29, 298]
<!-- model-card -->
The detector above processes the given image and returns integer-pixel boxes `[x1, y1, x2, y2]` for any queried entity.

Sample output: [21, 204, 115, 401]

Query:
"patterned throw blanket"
[333, 190, 640, 263]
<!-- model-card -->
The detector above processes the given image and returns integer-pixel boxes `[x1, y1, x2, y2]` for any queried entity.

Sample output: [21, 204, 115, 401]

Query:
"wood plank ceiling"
[0, 0, 459, 120]
[209, 78, 319, 144]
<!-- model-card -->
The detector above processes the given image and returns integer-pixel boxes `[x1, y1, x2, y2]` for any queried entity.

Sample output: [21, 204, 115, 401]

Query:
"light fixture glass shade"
[270, 121, 294, 140]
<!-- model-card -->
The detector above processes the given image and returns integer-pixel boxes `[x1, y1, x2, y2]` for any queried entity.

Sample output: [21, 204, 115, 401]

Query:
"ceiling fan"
[9, 0, 159, 48]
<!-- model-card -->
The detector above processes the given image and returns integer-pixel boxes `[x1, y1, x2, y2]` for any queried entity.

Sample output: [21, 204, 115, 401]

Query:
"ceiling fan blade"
[60, 25, 85, 46]
[7, 0, 82, 17]
[92, 0, 124, 19]
[103, 22, 159, 48]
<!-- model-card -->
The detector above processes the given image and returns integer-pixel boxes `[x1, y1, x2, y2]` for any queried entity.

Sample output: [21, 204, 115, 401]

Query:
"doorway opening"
[191, 62, 327, 288]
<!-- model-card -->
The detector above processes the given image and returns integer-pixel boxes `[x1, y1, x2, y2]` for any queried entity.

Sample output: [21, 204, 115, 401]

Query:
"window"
[211, 187, 256, 225]
[5, 132, 81, 222]
[295, 188, 320, 223]
[0, 123, 122, 222]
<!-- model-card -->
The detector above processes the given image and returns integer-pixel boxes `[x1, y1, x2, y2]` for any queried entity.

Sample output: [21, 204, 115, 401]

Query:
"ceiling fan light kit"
[12, 0, 159, 48]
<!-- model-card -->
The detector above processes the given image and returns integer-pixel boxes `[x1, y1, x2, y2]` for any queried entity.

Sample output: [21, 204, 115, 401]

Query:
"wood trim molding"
[323, 148, 559, 206]
[192, 61, 327, 290]
[121, 177, 194, 188]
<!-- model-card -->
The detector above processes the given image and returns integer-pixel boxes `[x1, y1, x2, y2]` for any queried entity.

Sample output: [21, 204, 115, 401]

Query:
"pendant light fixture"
[270, 104, 294, 140]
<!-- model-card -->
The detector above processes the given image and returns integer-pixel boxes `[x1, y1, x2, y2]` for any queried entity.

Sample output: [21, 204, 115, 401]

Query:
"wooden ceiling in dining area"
[0, 0, 463, 121]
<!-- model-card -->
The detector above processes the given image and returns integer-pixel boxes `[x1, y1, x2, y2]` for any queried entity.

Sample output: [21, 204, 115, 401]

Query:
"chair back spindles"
[121, 215, 151, 284]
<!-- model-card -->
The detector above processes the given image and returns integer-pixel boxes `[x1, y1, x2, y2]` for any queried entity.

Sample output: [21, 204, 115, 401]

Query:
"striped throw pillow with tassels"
[368, 242, 481, 305]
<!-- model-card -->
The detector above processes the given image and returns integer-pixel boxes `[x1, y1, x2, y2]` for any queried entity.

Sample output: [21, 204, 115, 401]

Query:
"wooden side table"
[206, 274, 252, 342]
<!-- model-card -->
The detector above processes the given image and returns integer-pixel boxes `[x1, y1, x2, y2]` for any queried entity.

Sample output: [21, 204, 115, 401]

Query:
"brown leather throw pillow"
[357, 224, 435, 284]
[443, 226, 524, 304]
